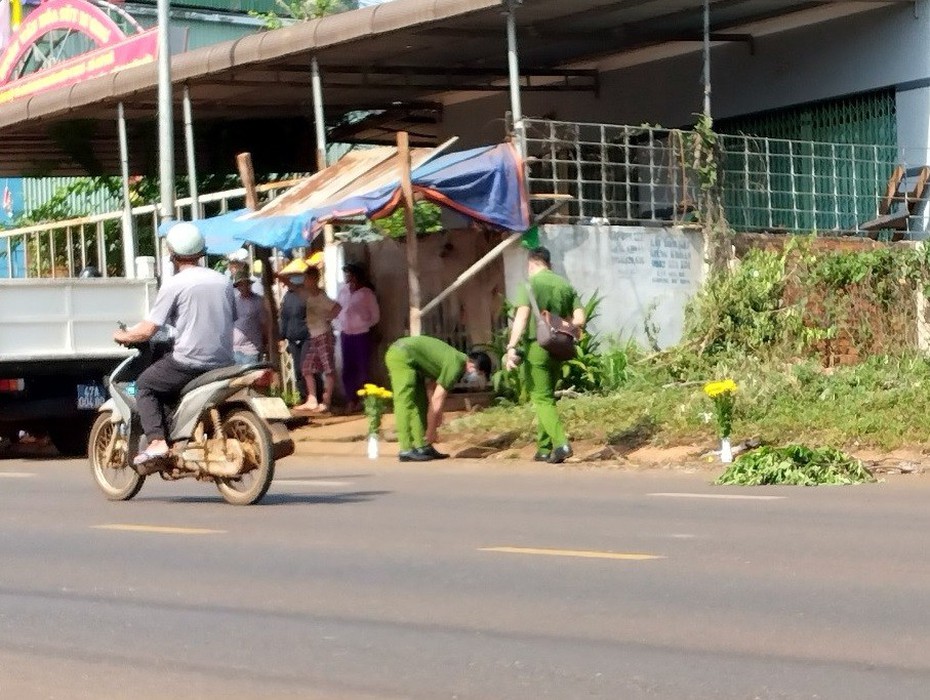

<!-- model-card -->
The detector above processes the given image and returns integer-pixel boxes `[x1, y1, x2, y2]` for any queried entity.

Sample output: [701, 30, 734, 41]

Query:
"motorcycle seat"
[181, 362, 271, 395]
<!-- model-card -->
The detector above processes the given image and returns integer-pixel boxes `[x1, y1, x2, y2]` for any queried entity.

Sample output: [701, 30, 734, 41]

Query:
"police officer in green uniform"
[504, 247, 585, 464]
[385, 336, 492, 462]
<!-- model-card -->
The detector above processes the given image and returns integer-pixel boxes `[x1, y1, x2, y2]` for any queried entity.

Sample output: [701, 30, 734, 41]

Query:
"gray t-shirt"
[147, 266, 236, 369]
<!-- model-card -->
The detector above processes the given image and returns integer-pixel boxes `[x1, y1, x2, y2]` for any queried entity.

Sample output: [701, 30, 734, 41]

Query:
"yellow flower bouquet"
[357, 383, 393, 436]
[703, 379, 737, 463]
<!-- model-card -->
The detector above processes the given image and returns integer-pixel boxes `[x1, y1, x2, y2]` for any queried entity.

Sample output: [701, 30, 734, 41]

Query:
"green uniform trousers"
[385, 346, 428, 451]
[524, 341, 567, 451]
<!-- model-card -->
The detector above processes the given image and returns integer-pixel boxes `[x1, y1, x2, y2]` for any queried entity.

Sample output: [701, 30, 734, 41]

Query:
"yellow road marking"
[93, 524, 226, 535]
[479, 546, 663, 561]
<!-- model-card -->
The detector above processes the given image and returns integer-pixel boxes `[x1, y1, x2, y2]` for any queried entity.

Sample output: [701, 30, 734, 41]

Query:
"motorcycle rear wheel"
[89, 412, 145, 501]
[215, 409, 274, 505]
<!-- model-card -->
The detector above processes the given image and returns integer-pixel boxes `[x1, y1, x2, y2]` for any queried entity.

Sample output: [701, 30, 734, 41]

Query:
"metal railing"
[524, 118, 920, 237]
[0, 178, 305, 279]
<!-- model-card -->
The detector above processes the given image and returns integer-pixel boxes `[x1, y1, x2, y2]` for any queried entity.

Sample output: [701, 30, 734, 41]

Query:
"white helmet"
[166, 222, 205, 258]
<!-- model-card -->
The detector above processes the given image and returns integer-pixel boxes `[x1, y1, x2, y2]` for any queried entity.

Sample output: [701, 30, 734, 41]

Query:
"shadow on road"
[274, 474, 375, 482]
[152, 490, 392, 506]
[0, 445, 64, 461]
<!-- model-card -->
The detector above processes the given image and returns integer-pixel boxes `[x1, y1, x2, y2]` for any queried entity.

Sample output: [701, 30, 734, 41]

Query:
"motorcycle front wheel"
[215, 409, 274, 506]
[89, 412, 145, 501]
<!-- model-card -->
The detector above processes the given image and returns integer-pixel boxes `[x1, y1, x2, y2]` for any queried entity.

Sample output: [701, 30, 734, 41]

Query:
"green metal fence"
[717, 90, 898, 233]
[524, 115, 918, 238]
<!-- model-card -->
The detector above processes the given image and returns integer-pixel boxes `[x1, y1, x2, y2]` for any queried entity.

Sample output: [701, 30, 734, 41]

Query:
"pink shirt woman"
[336, 263, 380, 411]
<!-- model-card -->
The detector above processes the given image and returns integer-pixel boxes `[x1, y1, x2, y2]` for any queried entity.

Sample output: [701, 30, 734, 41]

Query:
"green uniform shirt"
[513, 269, 581, 341]
[392, 336, 467, 390]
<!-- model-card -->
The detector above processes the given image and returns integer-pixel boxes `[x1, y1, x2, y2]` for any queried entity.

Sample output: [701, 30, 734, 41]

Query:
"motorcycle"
[88, 333, 294, 505]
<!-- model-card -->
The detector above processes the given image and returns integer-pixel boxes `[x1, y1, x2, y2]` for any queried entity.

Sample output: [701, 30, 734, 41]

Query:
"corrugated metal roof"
[0, 0, 912, 175]
[248, 144, 437, 218]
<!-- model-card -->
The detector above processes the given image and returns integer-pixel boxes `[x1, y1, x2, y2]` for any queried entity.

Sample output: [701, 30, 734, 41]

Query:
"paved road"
[2, 453, 930, 699]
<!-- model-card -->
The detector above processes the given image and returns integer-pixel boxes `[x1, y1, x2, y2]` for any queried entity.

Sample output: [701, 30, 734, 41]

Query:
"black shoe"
[548, 445, 573, 464]
[399, 449, 433, 463]
[533, 450, 551, 462]
[419, 445, 449, 460]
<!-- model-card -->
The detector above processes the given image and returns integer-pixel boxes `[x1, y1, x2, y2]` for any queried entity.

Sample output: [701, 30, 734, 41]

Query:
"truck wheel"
[89, 412, 144, 501]
[49, 418, 95, 457]
[215, 410, 274, 506]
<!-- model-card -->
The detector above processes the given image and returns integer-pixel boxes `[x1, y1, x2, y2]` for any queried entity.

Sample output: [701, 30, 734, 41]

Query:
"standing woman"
[277, 259, 310, 403]
[336, 263, 380, 413]
[296, 266, 340, 413]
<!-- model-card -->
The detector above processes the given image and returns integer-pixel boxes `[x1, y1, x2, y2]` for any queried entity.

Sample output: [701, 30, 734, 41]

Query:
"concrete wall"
[504, 226, 706, 349]
[331, 225, 703, 384]
[341, 228, 508, 385]
[441, 3, 930, 154]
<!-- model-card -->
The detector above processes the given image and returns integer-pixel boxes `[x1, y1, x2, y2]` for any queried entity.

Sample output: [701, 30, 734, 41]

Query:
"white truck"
[0, 278, 156, 455]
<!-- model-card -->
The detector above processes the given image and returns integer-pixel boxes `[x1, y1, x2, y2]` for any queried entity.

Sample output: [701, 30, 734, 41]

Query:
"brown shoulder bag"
[526, 283, 579, 361]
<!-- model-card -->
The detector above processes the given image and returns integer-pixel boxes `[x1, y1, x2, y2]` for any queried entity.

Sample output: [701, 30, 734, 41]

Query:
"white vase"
[720, 437, 733, 464]
[367, 434, 379, 459]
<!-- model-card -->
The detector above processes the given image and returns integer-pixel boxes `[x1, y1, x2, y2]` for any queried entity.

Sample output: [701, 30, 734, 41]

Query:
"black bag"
[526, 283, 578, 361]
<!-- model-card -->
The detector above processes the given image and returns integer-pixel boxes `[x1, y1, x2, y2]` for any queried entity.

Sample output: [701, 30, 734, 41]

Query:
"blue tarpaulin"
[162, 143, 528, 253]
[157, 208, 306, 255]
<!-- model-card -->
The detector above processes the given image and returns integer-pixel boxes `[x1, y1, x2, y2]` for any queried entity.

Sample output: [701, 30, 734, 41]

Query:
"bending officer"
[385, 335, 491, 462]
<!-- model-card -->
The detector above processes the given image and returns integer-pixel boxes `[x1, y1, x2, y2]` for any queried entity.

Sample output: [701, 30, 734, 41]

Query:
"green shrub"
[716, 445, 874, 486]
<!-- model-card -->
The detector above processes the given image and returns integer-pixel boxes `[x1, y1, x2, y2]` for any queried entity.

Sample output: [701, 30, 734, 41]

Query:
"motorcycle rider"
[113, 222, 236, 467]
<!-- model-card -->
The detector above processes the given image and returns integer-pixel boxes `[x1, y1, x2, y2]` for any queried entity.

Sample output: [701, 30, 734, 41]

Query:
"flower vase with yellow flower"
[703, 379, 738, 463]
[357, 383, 393, 459]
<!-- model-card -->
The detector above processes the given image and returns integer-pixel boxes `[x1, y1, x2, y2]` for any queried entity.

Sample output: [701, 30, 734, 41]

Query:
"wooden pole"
[398, 131, 421, 336]
[236, 151, 281, 377]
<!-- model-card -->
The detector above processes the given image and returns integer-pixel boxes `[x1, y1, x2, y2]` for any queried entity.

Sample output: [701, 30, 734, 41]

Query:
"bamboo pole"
[398, 131, 421, 336]
[236, 152, 281, 375]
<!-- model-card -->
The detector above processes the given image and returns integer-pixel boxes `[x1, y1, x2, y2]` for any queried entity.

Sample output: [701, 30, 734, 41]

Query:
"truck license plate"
[77, 384, 106, 410]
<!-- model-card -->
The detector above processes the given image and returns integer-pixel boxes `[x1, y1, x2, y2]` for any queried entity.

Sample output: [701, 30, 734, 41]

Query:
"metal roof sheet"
[247, 143, 438, 218]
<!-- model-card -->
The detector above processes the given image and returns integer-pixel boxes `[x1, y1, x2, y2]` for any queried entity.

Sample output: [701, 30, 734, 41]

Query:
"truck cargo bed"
[0, 278, 157, 362]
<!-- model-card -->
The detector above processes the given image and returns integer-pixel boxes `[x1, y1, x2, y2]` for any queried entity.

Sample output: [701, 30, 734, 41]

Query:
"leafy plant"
[598, 341, 637, 392]
[559, 292, 604, 393]
[373, 201, 444, 239]
[684, 247, 800, 357]
[250, 0, 357, 29]
[481, 300, 527, 405]
[715, 445, 874, 486]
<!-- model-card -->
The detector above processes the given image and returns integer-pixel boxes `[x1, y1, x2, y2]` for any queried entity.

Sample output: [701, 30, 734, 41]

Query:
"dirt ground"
[8, 411, 925, 476]
[288, 413, 930, 475]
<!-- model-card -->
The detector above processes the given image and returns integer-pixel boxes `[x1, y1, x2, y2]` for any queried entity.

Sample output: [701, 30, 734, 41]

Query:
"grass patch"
[445, 352, 930, 453]
[449, 242, 930, 456]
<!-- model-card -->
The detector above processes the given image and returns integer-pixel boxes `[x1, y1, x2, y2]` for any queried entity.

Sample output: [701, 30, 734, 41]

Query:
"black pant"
[136, 355, 203, 441]
[287, 339, 308, 401]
